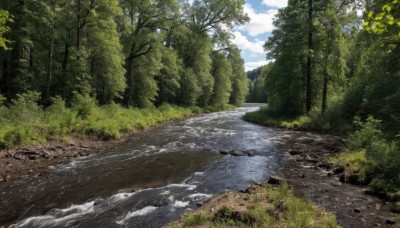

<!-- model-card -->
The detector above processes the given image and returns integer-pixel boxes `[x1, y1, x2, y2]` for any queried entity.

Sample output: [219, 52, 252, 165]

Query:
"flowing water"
[0, 104, 286, 227]
[0, 104, 397, 228]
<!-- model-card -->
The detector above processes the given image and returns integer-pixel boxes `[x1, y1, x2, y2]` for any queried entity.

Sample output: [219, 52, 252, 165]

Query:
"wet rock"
[209, 149, 219, 153]
[333, 167, 345, 174]
[219, 150, 229, 155]
[28, 169, 34, 174]
[354, 208, 361, 213]
[230, 150, 247, 157]
[80, 144, 91, 149]
[28, 155, 37, 160]
[78, 151, 87, 157]
[364, 189, 374, 195]
[305, 159, 319, 164]
[289, 150, 303, 156]
[94, 199, 106, 206]
[318, 163, 333, 169]
[327, 172, 334, 177]
[298, 174, 305, 178]
[386, 219, 396, 225]
[339, 173, 362, 184]
[387, 192, 400, 202]
[330, 181, 342, 187]
[268, 176, 284, 185]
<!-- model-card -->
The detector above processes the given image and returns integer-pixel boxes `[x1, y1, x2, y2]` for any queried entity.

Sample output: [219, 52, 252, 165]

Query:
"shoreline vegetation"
[169, 182, 339, 228]
[0, 92, 235, 181]
[0, 92, 237, 148]
[243, 106, 400, 214]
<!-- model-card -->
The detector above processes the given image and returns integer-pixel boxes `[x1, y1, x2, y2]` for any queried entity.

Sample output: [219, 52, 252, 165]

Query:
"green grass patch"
[169, 183, 339, 228]
[0, 92, 229, 148]
[242, 106, 352, 134]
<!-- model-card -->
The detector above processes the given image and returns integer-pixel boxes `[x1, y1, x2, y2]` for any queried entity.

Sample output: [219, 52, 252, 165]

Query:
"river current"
[1, 104, 289, 227]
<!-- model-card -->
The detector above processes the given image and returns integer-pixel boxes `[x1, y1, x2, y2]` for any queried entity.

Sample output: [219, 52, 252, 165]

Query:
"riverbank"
[169, 182, 339, 227]
[0, 103, 235, 182]
[244, 107, 400, 214]
[170, 131, 399, 227]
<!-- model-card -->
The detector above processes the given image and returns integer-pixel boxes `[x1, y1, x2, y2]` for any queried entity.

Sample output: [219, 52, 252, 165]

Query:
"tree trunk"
[62, 42, 69, 72]
[322, 73, 328, 113]
[306, 0, 313, 113]
[76, 0, 81, 50]
[124, 57, 134, 106]
[45, 38, 54, 103]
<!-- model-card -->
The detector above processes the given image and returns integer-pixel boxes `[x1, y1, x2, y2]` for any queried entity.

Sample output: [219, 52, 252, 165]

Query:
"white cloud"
[231, 31, 265, 57]
[245, 60, 270, 71]
[262, 0, 287, 8]
[239, 4, 278, 37]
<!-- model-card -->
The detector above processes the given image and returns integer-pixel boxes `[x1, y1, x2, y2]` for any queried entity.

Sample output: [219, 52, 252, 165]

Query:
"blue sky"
[231, 0, 288, 71]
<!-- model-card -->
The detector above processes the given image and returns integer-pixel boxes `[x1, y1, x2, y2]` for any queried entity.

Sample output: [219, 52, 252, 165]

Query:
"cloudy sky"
[232, 0, 288, 71]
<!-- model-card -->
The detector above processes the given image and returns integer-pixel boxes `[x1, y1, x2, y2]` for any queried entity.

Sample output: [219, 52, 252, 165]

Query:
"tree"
[228, 47, 248, 105]
[156, 46, 183, 105]
[264, 0, 308, 115]
[119, 0, 179, 107]
[210, 52, 232, 106]
[0, 10, 11, 50]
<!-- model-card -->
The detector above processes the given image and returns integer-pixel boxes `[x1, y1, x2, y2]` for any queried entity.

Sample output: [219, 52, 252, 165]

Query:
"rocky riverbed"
[271, 131, 399, 227]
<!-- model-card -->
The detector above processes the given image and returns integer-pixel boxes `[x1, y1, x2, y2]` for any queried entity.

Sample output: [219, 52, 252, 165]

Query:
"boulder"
[219, 150, 230, 155]
[230, 150, 247, 157]
[268, 176, 284, 185]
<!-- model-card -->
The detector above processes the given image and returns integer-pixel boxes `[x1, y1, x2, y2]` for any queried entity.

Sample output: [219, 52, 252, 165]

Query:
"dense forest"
[0, 0, 250, 147]
[245, 0, 400, 197]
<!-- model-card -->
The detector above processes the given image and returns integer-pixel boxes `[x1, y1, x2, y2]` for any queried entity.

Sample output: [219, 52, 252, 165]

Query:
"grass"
[169, 183, 340, 228]
[0, 93, 231, 148]
[242, 106, 352, 134]
[328, 150, 369, 176]
[243, 106, 400, 209]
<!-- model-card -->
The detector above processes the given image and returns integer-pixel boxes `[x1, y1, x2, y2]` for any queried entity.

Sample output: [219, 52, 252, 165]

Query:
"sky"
[231, 0, 288, 71]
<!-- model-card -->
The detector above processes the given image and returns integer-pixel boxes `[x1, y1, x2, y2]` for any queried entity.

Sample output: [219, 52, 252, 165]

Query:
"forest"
[245, 0, 400, 199]
[0, 0, 250, 147]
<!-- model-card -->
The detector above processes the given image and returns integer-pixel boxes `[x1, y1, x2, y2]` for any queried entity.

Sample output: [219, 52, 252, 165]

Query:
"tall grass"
[0, 92, 204, 148]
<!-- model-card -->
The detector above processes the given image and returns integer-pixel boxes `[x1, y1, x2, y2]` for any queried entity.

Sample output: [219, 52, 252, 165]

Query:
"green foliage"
[0, 9, 11, 50]
[365, 0, 400, 38]
[0, 93, 200, 147]
[211, 53, 232, 107]
[0, 0, 248, 109]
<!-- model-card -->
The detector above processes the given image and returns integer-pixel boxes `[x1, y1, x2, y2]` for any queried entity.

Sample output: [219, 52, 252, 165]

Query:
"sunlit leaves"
[0, 10, 12, 49]
[365, 0, 400, 39]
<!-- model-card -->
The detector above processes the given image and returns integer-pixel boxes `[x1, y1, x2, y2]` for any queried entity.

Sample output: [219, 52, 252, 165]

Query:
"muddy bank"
[272, 131, 399, 227]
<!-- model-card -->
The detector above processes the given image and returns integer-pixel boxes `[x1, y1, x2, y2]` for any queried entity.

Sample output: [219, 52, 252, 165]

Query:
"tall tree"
[210, 52, 232, 107]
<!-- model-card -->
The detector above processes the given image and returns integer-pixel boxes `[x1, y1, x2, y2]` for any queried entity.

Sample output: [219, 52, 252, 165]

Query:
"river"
[0, 104, 397, 228]
[0, 104, 288, 227]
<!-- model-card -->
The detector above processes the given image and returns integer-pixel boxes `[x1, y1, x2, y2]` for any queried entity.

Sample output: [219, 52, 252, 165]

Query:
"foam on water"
[188, 193, 212, 200]
[172, 201, 190, 208]
[115, 206, 158, 225]
[15, 201, 95, 228]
